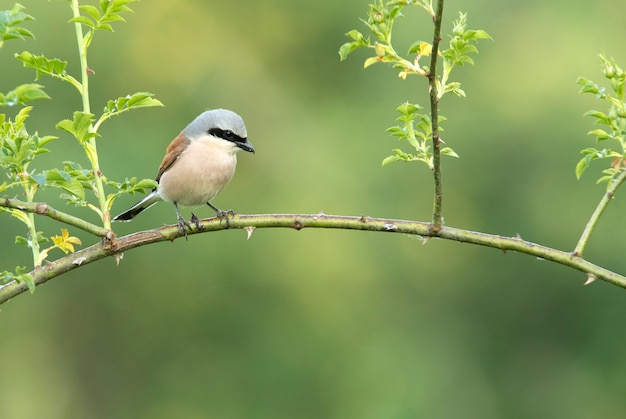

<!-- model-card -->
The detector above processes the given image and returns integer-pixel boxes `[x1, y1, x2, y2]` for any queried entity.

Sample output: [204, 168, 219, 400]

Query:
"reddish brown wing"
[155, 132, 191, 182]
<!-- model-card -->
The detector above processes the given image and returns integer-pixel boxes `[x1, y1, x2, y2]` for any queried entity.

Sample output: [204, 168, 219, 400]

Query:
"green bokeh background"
[2, 1, 626, 418]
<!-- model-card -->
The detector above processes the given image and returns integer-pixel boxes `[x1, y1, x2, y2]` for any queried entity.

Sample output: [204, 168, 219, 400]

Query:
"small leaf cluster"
[339, 1, 434, 78]
[383, 102, 456, 168]
[0, 83, 49, 107]
[0, 3, 33, 47]
[0, 106, 68, 277]
[71, 0, 138, 32]
[438, 13, 491, 99]
[71, 0, 139, 53]
[0, 266, 34, 293]
[0, 107, 57, 190]
[15, 52, 81, 91]
[0, 108, 86, 274]
[576, 54, 626, 186]
[339, 1, 490, 169]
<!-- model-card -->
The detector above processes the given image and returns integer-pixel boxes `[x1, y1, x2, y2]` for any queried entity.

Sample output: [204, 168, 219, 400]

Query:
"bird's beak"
[237, 139, 255, 154]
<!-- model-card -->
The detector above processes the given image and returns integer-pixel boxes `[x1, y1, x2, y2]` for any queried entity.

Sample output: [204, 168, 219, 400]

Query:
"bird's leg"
[207, 201, 234, 228]
[174, 202, 191, 240]
[190, 212, 204, 231]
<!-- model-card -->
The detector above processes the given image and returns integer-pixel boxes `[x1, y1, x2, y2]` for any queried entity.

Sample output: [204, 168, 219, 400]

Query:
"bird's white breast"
[157, 135, 238, 207]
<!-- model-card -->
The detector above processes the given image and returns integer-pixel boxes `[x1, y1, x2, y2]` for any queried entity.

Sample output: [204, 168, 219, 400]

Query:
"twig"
[1, 198, 111, 237]
[574, 169, 626, 256]
[1, 213, 624, 305]
[428, 0, 445, 232]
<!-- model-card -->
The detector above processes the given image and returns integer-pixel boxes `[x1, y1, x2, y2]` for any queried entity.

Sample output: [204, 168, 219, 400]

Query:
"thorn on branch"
[244, 226, 255, 240]
[584, 274, 597, 285]
[72, 256, 86, 266]
[383, 223, 398, 231]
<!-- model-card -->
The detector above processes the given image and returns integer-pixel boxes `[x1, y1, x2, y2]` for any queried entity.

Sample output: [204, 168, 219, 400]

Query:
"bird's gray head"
[184, 108, 254, 153]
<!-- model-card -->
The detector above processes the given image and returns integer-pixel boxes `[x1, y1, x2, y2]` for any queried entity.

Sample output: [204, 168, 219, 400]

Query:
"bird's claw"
[177, 215, 192, 240]
[190, 212, 204, 231]
[215, 209, 235, 227]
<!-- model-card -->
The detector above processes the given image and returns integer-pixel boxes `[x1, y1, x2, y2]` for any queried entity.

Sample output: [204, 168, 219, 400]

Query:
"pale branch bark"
[1, 213, 624, 305]
[1, 198, 110, 237]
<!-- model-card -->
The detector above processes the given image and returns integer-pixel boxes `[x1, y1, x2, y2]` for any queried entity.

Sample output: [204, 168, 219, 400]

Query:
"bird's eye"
[209, 127, 243, 143]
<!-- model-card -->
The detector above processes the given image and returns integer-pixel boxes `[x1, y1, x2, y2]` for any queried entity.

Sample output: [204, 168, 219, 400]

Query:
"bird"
[112, 108, 255, 238]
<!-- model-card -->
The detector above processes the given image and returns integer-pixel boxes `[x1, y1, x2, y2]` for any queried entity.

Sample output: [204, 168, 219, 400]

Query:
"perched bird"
[112, 108, 254, 237]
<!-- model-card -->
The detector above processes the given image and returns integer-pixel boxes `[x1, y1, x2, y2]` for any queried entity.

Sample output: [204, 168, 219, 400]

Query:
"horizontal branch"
[1, 198, 111, 237]
[1, 212, 624, 305]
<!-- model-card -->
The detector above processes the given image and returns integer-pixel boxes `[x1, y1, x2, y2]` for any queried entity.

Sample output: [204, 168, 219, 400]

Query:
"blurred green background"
[2, 0, 626, 418]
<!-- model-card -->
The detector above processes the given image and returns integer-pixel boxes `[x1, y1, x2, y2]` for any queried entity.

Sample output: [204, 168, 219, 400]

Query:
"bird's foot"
[190, 212, 204, 231]
[215, 209, 235, 228]
[177, 214, 192, 240]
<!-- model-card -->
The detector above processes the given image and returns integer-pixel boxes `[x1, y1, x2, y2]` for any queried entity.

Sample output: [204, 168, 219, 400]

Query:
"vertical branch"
[574, 169, 626, 256]
[70, 0, 90, 116]
[69, 0, 110, 228]
[428, 0, 445, 232]
[23, 186, 41, 267]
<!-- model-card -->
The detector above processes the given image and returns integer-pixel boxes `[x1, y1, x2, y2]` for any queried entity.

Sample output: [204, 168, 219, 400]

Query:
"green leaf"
[580, 147, 602, 157]
[346, 29, 365, 42]
[30, 172, 46, 186]
[15, 266, 35, 293]
[382, 154, 401, 167]
[45, 169, 86, 200]
[94, 0, 138, 32]
[583, 110, 609, 124]
[14, 236, 29, 246]
[575, 157, 589, 180]
[363, 56, 379, 69]
[97, 93, 163, 129]
[10, 208, 30, 225]
[103, 92, 163, 113]
[386, 126, 406, 138]
[0, 3, 35, 47]
[441, 147, 459, 158]
[465, 29, 492, 41]
[339, 41, 360, 61]
[99, 0, 110, 13]
[68, 15, 95, 29]
[396, 102, 422, 116]
[96, 23, 113, 32]
[588, 128, 610, 141]
[0, 83, 50, 107]
[443, 82, 466, 97]
[56, 112, 97, 143]
[15, 51, 74, 85]
[0, 266, 35, 293]
[131, 178, 157, 192]
[79, 5, 102, 21]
